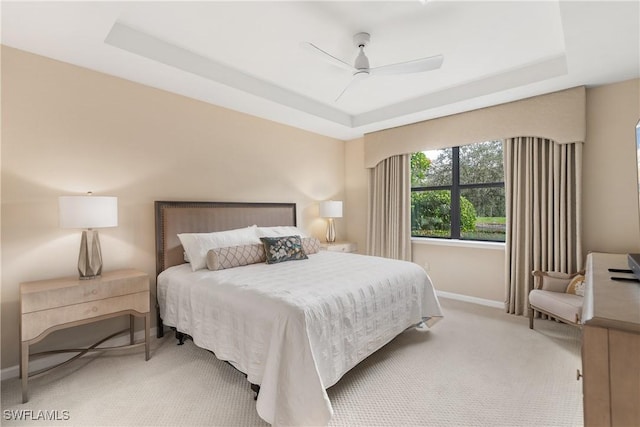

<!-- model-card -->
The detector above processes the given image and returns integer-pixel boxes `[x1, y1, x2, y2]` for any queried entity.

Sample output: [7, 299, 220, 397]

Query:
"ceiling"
[2, 1, 639, 140]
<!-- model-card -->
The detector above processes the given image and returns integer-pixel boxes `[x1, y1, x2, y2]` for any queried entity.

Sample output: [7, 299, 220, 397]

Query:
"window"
[411, 140, 506, 242]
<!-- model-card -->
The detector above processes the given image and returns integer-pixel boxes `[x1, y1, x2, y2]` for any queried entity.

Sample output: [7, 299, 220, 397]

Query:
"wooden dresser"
[20, 269, 150, 403]
[582, 252, 640, 427]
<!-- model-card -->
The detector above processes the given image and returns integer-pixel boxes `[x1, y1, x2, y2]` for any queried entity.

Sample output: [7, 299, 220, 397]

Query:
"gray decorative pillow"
[260, 235, 308, 264]
[206, 244, 266, 271]
[302, 237, 321, 255]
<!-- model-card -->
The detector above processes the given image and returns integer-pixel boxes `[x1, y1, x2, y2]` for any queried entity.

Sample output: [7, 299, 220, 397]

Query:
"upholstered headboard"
[154, 201, 297, 276]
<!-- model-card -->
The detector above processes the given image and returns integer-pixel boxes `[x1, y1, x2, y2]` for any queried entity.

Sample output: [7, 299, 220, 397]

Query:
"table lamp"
[319, 200, 343, 243]
[59, 193, 118, 279]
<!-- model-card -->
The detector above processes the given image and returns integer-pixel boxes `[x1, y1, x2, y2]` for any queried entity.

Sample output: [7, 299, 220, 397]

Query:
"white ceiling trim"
[354, 53, 568, 127]
[105, 22, 352, 127]
[105, 21, 568, 131]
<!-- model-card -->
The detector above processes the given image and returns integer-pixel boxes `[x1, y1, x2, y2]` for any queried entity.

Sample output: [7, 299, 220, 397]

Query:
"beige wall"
[344, 137, 367, 253]
[1, 46, 345, 370]
[583, 78, 640, 254]
[411, 244, 505, 302]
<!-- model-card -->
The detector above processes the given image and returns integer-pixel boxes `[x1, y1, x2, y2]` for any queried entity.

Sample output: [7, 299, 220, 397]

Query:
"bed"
[154, 201, 443, 426]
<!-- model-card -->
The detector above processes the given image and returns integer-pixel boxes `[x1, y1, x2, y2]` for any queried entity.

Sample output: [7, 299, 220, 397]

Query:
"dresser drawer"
[21, 291, 150, 342]
[21, 270, 149, 313]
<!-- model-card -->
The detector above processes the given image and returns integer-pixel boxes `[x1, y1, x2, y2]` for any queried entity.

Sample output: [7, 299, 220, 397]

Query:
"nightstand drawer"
[21, 269, 149, 313]
[320, 242, 357, 253]
[21, 291, 150, 342]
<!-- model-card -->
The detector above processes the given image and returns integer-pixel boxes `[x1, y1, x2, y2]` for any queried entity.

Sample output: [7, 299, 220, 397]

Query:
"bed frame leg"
[175, 330, 186, 345]
[250, 383, 260, 400]
[156, 304, 164, 338]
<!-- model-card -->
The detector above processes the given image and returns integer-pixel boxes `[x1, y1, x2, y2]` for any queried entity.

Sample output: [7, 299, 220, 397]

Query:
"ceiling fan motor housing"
[353, 32, 371, 70]
[354, 49, 370, 70]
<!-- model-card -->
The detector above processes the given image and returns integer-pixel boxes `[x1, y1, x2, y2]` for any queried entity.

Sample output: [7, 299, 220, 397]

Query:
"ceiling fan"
[302, 32, 444, 102]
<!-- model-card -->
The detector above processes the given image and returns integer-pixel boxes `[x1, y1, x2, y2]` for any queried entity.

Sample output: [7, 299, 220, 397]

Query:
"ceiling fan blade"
[369, 54, 444, 76]
[301, 42, 354, 72]
[335, 72, 368, 102]
[334, 81, 351, 102]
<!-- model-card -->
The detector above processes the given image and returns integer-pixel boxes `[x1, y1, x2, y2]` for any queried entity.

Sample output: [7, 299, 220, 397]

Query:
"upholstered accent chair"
[528, 270, 585, 329]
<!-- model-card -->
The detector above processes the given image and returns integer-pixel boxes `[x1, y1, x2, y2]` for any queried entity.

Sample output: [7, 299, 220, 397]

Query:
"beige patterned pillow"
[206, 244, 266, 271]
[302, 237, 321, 255]
[565, 274, 585, 296]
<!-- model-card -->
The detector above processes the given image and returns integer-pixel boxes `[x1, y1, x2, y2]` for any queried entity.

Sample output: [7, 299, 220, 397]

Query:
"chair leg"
[528, 307, 534, 329]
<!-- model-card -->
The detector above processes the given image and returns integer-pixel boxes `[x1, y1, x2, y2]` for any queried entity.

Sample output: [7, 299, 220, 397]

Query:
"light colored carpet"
[1, 298, 583, 426]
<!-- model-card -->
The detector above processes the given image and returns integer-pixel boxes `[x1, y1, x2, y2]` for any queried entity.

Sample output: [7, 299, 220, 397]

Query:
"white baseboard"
[1, 327, 158, 381]
[436, 290, 504, 309]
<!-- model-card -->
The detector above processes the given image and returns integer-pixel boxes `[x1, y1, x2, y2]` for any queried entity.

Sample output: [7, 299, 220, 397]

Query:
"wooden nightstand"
[320, 241, 358, 253]
[19, 269, 150, 403]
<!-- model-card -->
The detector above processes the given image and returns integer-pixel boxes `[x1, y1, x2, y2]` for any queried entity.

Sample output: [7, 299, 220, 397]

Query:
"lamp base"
[78, 230, 103, 279]
[325, 218, 336, 243]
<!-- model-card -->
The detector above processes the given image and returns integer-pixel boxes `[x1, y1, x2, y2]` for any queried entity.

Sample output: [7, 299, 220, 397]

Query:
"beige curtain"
[367, 154, 412, 260]
[504, 137, 583, 315]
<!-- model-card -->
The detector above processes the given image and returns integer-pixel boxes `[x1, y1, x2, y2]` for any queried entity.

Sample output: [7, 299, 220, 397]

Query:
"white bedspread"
[157, 251, 442, 426]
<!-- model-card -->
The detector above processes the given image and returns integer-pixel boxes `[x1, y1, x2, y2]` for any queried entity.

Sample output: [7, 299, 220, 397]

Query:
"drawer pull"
[576, 369, 583, 381]
[91, 289, 98, 295]
[92, 306, 98, 313]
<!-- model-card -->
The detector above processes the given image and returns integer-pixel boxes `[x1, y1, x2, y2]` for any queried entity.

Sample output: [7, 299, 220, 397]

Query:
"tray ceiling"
[2, 1, 639, 140]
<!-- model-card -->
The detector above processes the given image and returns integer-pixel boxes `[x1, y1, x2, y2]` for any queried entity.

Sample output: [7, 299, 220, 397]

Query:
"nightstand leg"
[21, 341, 29, 403]
[144, 313, 150, 361]
[129, 315, 135, 345]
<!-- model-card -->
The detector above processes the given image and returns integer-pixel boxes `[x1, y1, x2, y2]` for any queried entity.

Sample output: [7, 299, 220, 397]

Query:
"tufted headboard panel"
[154, 201, 296, 276]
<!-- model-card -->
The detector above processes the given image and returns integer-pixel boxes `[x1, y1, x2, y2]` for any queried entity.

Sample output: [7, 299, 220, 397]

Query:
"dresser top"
[583, 252, 640, 333]
[20, 269, 148, 294]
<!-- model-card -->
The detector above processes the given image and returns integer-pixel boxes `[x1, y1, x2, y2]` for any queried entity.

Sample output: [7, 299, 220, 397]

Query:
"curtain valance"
[364, 86, 586, 168]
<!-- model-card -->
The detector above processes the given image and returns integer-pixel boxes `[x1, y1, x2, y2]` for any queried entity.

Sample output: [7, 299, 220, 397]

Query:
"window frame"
[411, 145, 505, 241]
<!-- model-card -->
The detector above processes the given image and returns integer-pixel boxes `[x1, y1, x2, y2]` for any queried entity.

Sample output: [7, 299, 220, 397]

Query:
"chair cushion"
[529, 289, 583, 324]
[539, 273, 574, 293]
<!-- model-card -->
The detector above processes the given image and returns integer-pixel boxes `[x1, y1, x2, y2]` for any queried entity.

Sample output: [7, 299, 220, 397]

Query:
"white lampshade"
[59, 196, 118, 229]
[319, 200, 343, 218]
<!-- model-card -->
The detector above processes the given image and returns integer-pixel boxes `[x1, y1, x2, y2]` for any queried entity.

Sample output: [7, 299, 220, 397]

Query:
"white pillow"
[178, 225, 260, 271]
[256, 226, 308, 238]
